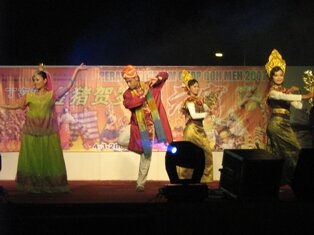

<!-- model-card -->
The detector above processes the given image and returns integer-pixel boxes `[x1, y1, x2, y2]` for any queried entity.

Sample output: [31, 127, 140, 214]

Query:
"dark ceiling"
[1, 0, 314, 66]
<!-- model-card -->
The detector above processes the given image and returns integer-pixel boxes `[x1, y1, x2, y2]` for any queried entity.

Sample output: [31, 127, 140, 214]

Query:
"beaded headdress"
[265, 49, 286, 77]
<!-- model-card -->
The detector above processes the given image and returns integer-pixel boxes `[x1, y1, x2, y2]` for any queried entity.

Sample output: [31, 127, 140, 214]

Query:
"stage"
[1, 180, 314, 234]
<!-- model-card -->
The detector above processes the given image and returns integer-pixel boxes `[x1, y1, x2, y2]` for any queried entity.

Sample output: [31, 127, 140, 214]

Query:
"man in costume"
[121, 65, 173, 192]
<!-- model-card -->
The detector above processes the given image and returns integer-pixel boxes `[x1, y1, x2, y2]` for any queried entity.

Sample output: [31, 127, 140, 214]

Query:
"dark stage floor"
[1, 180, 314, 234]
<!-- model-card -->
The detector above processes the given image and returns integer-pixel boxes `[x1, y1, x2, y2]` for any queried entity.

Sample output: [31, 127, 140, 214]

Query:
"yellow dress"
[179, 96, 213, 183]
[266, 90, 301, 186]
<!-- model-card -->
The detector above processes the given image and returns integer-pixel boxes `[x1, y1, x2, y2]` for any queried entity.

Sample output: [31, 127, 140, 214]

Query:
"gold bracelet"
[272, 108, 290, 115]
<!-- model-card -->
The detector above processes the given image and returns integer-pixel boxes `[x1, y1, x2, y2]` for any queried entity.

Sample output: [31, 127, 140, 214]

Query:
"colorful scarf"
[131, 82, 166, 158]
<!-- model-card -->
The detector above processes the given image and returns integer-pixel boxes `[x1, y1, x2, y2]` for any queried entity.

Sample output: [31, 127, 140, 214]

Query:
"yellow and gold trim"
[272, 108, 290, 115]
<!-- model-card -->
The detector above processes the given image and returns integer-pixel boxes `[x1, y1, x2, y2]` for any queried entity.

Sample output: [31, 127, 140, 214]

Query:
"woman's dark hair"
[269, 66, 283, 79]
[32, 70, 48, 81]
[187, 79, 198, 87]
[36, 71, 48, 79]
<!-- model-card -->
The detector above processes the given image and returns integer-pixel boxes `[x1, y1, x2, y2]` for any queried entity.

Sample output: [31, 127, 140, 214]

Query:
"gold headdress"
[265, 49, 286, 77]
[181, 69, 193, 88]
[38, 63, 45, 71]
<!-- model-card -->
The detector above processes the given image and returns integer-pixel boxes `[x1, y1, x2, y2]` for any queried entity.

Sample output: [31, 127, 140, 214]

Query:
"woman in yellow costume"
[179, 70, 214, 183]
[265, 49, 314, 186]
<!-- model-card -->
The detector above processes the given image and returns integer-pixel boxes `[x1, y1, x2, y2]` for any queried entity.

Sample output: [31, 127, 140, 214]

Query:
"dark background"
[1, 0, 314, 66]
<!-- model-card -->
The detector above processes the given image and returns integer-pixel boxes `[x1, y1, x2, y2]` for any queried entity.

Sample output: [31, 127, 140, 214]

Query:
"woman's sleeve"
[291, 101, 303, 109]
[203, 103, 209, 112]
[269, 90, 302, 102]
[186, 102, 207, 119]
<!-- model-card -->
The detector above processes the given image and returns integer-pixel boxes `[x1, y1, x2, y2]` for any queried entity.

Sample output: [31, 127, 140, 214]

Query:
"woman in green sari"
[0, 63, 87, 193]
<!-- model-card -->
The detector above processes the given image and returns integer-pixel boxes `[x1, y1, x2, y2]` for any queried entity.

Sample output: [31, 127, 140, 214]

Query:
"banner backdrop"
[0, 66, 269, 152]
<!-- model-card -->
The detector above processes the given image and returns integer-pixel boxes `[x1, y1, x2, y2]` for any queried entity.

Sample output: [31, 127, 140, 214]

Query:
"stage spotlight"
[165, 141, 205, 184]
[167, 144, 177, 154]
[161, 141, 208, 201]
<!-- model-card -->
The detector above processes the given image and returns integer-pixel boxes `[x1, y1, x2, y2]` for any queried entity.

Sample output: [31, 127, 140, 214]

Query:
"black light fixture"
[161, 141, 208, 201]
[291, 148, 314, 201]
[0, 153, 6, 200]
[165, 141, 205, 184]
[219, 149, 284, 200]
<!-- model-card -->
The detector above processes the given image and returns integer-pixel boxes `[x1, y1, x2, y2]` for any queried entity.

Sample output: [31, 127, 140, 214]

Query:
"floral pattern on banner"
[0, 66, 268, 152]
